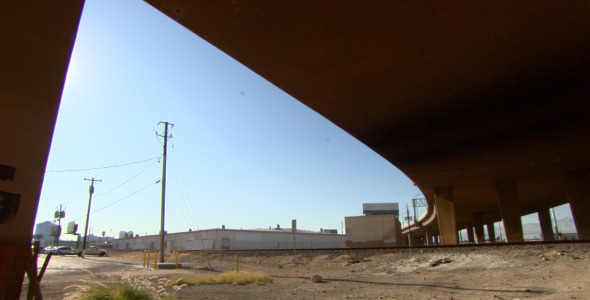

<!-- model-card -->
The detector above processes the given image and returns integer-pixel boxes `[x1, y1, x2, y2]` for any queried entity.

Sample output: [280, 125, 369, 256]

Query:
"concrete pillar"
[466, 227, 475, 244]
[495, 178, 524, 242]
[473, 214, 486, 244]
[434, 187, 458, 245]
[486, 223, 496, 242]
[425, 228, 431, 246]
[538, 209, 555, 241]
[564, 171, 590, 240]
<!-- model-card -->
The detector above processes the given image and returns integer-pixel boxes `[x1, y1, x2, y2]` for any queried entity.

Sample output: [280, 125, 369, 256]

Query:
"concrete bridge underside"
[145, 0, 590, 244]
[2, 0, 590, 297]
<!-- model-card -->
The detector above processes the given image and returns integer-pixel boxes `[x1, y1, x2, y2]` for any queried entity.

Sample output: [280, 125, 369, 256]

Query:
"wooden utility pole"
[54, 204, 65, 246]
[82, 177, 101, 258]
[157, 121, 173, 263]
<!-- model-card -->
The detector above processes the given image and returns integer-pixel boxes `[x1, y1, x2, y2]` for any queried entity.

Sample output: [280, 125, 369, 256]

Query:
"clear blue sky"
[35, 0, 573, 239]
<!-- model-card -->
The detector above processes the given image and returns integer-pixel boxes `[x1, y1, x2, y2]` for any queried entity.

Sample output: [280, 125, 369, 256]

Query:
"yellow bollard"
[236, 252, 239, 274]
[154, 252, 158, 269]
[175, 252, 179, 268]
[146, 251, 150, 268]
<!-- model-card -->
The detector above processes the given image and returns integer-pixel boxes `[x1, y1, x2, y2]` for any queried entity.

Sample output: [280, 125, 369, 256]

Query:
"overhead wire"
[171, 142, 201, 230]
[73, 180, 161, 221]
[45, 156, 161, 173]
[168, 153, 197, 230]
[59, 180, 86, 207]
[169, 142, 210, 260]
[94, 158, 160, 198]
[167, 184, 193, 231]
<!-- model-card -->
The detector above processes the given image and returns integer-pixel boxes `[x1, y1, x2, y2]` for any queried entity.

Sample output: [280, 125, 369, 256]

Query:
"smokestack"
[291, 219, 297, 232]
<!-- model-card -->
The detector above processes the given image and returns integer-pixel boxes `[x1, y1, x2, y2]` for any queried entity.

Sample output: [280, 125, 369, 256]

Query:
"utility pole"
[156, 121, 173, 263]
[404, 204, 412, 226]
[54, 204, 65, 246]
[82, 177, 101, 258]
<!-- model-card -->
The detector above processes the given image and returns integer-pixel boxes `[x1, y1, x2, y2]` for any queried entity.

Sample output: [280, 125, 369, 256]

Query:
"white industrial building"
[33, 221, 59, 247]
[113, 227, 345, 251]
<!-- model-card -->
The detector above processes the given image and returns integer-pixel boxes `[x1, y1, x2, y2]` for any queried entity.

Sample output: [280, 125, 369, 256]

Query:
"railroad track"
[172, 239, 590, 254]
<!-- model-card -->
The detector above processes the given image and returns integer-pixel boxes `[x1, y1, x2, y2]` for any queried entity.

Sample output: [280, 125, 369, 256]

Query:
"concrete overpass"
[144, 0, 590, 245]
[1, 0, 590, 297]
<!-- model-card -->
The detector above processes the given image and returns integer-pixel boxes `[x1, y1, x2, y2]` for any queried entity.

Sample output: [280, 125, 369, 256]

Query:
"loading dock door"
[221, 238, 230, 250]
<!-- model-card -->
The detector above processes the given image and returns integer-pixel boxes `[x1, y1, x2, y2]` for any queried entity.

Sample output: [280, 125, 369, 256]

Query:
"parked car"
[75, 246, 107, 257]
[41, 246, 56, 254]
[52, 246, 74, 255]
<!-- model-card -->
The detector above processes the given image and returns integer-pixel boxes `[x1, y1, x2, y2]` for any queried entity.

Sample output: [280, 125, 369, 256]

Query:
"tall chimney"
[291, 219, 297, 232]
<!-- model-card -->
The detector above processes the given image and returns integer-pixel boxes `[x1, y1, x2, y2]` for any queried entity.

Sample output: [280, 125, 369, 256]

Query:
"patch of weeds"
[64, 270, 183, 300]
[169, 271, 272, 286]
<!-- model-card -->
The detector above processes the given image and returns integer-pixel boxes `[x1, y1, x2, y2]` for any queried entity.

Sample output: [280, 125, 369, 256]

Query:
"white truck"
[75, 246, 108, 256]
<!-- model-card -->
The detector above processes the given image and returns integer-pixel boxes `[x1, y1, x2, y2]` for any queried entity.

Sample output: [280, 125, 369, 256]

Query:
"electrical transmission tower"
[412, 195, 428, 223]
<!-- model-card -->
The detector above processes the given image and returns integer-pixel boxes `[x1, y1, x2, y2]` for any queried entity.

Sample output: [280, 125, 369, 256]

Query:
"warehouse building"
[113, 223, 344, 251]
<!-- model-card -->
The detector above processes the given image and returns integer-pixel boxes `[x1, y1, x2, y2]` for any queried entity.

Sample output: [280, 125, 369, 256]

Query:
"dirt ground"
[29, 243, 590, 299]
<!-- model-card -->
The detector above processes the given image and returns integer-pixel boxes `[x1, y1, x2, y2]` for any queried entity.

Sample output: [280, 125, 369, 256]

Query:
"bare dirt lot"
[26, 242, 590, 299]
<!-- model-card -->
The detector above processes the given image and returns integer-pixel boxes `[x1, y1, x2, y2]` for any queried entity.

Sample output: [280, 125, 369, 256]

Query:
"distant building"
[362, 203, 399, 215]
[113, 226, 345, 251]
[345, 203, 404, 248]
[119, 231, 134, 239]
[33, 221, 58, 247]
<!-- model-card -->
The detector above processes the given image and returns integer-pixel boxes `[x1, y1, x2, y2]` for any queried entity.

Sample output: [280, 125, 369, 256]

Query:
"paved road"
[36, 254, 143, 275]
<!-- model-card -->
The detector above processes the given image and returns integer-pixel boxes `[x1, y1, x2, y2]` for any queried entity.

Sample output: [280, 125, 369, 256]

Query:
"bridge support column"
[434, 187, 458, 245]
[473, 214, 486, 244]
[538, 209, 555, 241]
[565, 171, 590, 240]
[495, 178, 524, 242]
[424, 228, 431, 246]
[486, 223, 496, 242]
[466, 227, 475, 244]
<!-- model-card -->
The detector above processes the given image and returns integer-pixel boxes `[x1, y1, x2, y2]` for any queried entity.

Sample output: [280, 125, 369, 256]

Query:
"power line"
[45, 156, 161, 173]
[94, 158, 160, 198]
[91, 180, 160, 214]
[169, 164, 197, 231]
[171, 142, 200, 230]
[167, 187, 193, 231]
[60, 180, 86, 207]
[74, 180, 160, 221]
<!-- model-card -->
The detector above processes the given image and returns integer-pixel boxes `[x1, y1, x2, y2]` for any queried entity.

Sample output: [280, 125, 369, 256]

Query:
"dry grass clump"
[78, 283, 156, 300]
[64, 270, 180, 300]
[170, 271, 271, 286]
